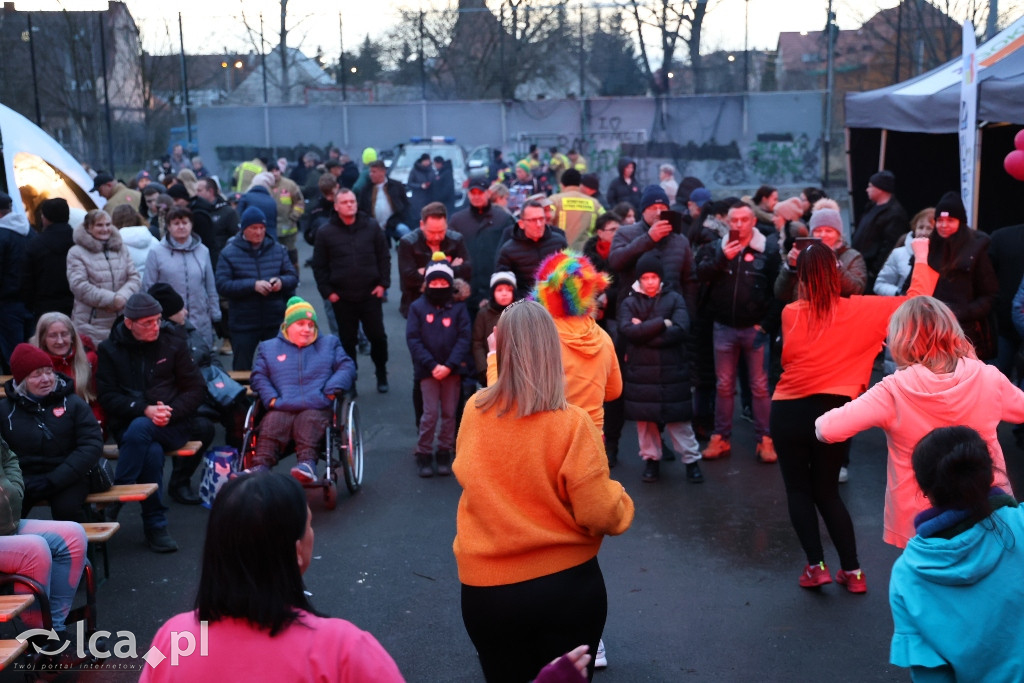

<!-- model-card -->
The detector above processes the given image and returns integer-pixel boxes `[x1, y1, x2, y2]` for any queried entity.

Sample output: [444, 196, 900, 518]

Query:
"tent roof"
[0, 102, 100, 216]
[846, 15, 1024, 132]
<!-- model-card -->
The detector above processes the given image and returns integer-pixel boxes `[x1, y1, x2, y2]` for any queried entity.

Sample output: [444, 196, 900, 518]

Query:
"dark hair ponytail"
[912, 426, 994, 524]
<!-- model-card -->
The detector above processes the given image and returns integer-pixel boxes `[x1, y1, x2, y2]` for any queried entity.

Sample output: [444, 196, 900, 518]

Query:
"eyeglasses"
[521, 216, 546, 224]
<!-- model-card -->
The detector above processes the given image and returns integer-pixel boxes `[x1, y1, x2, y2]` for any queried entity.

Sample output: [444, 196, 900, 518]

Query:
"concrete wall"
[198, 91, 825, 197]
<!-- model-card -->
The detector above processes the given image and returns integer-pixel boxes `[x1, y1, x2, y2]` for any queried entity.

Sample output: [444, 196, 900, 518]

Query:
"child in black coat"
[406, 254, 472, 477]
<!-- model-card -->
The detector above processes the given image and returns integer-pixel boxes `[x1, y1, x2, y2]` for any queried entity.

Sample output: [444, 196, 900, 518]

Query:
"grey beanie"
[809, 209, 843, 232]
[124, 292, 163, 320]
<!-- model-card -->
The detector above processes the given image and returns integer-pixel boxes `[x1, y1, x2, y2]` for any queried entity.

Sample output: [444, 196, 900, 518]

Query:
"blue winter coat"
[889, 503, 1024, 682]
[406, 296, 472, 381]
[251, 332, 355, 411]
[236, 186, 279, 239]
[215, 234, 298, 333]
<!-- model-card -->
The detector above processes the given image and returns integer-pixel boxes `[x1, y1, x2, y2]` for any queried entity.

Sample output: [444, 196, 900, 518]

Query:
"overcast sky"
[15, 0, 926, 58]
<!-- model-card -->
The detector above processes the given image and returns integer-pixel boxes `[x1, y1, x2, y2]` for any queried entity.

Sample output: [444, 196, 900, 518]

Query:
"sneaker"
[836, 569, 867, 594]
[756, 436, 777, 463]
[144, 527, 179, 553]
[799, 562, 832, 588]
[244, 464, 270, 475]
[838, 466, 849, 484]
[702, 434, 731, 459]
[377, 379, 389, 393]
[594, 639, 607, 669]
[290, 461, 318, 484]
[686, 462, 704, 483]
[642, 459, 660, 483]
[219, 339, 233, 355]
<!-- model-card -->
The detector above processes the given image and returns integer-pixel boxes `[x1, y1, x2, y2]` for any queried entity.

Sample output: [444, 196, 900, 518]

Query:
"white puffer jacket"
[66, 222, 141, 342]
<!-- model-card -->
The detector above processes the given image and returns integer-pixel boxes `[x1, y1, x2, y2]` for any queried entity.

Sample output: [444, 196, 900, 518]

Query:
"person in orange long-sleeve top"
[770, 237, 937, 595]
[455, 300, 633, 683]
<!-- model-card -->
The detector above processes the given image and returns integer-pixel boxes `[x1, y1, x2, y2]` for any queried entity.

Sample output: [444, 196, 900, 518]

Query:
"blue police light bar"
[410, 136, 456, 143]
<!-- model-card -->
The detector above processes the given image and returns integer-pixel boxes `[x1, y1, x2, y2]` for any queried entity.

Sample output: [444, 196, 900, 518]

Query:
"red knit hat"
[9, 343, 53, 384]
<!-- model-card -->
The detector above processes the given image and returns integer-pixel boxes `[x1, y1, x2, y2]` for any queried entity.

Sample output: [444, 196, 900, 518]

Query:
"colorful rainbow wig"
[532, 250, 611, 318]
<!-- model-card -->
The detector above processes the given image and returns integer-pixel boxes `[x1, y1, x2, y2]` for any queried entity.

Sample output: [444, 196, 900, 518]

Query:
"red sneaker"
[799, 562, 832, 588]
[836, 569, 867, 594]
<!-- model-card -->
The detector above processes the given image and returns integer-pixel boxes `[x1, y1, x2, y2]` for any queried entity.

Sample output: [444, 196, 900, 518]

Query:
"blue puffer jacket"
[236, 186, 279, 239]
[215, 234, 298, 333]
[251, 332, 356, 411]
[406, 296, 472, 381]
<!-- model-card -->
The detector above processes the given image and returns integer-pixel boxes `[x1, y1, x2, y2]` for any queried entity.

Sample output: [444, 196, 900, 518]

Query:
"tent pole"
[844, 127, 853, 197]
[878, 129, 888, 170]
[972, 126, 982, 230]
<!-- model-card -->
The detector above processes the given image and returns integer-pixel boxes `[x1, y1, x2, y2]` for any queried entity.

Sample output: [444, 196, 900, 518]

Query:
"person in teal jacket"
[889, 425, 1024, 682]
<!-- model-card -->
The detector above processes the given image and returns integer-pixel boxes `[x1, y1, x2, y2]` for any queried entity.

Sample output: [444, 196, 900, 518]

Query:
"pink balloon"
[1016, 128, 1024, 151]
[1006, 150, 1024, 181]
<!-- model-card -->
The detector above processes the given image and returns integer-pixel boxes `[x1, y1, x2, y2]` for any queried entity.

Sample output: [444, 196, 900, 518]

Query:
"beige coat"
[66, 222, 141, 342]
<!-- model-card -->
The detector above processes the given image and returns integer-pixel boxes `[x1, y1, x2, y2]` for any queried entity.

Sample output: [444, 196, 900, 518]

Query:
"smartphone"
[728, 228, 740, 243]
[660, 210, 684, 233]
[794, 236, 822, 252]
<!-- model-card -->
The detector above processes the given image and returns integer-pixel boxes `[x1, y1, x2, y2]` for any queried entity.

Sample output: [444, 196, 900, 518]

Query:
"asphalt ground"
[3, 238, 1022, 682]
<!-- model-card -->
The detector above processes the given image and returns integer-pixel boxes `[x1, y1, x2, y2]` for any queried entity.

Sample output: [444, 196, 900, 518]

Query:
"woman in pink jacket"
[815, 296, 1023, 548]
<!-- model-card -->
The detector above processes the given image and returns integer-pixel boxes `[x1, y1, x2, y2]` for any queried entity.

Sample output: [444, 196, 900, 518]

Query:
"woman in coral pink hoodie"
[816, 296, 1024, 549]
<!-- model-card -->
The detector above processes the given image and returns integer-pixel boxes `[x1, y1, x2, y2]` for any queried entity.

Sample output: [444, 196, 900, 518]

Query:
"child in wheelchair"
[249, 297, 355, 482]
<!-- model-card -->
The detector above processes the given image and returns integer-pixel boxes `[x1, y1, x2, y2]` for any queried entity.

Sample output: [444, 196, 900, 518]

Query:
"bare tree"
[237, 0, 318, 103]
[624, 0, 718, 94]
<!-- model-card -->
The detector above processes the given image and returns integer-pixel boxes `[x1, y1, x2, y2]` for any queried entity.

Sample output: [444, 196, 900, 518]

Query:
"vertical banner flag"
[959, 21, 978, 226]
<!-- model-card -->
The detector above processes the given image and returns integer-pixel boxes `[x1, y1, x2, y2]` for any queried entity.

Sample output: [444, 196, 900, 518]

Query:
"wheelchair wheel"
[342, 400, 363, 493]
[323, 479, 338, 510]
[240, 401, 260, 470]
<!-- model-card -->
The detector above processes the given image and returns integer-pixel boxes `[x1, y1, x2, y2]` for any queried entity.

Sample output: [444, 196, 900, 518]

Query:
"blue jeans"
[712, 322, 770, 439]
[116, 417, 189, 530]
[0, 520, 87, 631]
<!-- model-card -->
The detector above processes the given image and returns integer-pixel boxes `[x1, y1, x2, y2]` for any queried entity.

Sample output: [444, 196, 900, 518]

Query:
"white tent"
[0, 102, 101, 223]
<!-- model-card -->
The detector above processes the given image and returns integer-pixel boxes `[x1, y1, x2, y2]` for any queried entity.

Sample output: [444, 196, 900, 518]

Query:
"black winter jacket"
[695, 232, 781, 330]
[397, 229, 471, 317]
[930, 228, 999, 360]
[448, 203, 515, 309]
[618, 284, 692, 423]
[216, 234, 299, 332]
[312, 212, 391, 302]
[495, 224, 568, 299]
[608, 218, 698, 317]
[606, 158, 641, 211]
[97, 320, 205, 437]
[0, 375, 102, 491]
[20, 222, 75, 318]
[406, 297, 472, 381]
[209, 196, 240, 264]
[852, 199, 909, 280]
[358, 179, 410, 235]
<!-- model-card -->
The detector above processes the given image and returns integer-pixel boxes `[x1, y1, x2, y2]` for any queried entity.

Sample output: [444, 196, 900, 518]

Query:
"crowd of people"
[1, 146, 1024, 681]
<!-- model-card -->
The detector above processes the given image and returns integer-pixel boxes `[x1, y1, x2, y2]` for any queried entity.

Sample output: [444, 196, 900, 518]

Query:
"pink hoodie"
[815, 357, 1023, 548]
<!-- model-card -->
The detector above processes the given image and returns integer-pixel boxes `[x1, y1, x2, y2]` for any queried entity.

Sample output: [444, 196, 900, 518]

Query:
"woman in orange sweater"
[770, 239, 935, 594]
[454, 300, 634, 683]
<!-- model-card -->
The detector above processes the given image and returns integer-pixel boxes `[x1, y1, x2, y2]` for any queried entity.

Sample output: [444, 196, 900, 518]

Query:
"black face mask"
[425, 287, 452, 306]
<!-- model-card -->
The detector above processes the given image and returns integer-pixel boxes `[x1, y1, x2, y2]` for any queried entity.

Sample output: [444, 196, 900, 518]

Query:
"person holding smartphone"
[695, 202, 782, 463]
[774, 204, 868, 304]
[215, 207, 299, 371]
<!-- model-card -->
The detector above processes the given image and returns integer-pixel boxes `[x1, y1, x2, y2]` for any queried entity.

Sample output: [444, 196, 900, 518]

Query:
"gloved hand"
[23, 476, 54, 499]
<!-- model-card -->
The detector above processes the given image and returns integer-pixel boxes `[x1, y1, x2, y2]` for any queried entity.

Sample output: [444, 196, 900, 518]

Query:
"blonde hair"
[888, 296, 977, 373]
[83, 209, 111, 233]
[30, 312, 95, 403]
[474, 301, 567, 418]
[177, 168, 198, 196]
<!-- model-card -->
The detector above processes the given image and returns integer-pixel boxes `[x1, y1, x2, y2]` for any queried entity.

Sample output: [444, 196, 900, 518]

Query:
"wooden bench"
[0, 595, 34, 623]
[0, 639, 28, 671]
[102, 440, 203, 461]
[85, 483, 157, 506]
[82, 522, 120, 581]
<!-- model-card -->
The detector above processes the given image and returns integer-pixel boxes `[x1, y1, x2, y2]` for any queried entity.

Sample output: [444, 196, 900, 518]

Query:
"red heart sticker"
[52, 406, 65, 418]
[442, 318, 451, 327]
[744, 253, 755, 262]
[277, 354, 287, 362]
[426, 313, 434, 323]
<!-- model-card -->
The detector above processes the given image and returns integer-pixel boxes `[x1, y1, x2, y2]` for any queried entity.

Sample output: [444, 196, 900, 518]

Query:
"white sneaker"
[838, 466, 849, 484]
[595, 638, 607, 668]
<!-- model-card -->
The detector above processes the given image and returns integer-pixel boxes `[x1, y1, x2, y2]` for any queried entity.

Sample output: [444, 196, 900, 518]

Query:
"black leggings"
[770, 395, 859, 571]
[461, 557, 606, 683]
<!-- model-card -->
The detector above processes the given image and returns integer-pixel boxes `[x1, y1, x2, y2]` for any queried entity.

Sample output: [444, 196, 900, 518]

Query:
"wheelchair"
[240, 391, 364, 510]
